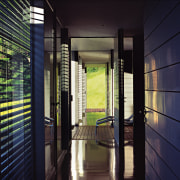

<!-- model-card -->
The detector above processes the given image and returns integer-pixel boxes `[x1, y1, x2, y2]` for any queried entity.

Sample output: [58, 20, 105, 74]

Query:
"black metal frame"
[52, 3, 58, 171]
[118, 29, 125, 177]
[133, 33, 145, 179]
[61, 28, 71, 150]
[68, 38, 72, 142]
[111, 50, 114, 117]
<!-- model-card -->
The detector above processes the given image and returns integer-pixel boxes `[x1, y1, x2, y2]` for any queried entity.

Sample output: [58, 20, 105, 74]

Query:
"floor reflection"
[56, 125, 134, 180]
[45, 141, 55, 178]
[124, 141, 134, 179]
[57, 140, 120, 180]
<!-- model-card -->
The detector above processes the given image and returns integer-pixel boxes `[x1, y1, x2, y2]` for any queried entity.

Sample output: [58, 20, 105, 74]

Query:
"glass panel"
[44, 1, 62, 177]
[56, 21, 61, 157]
[0, 0, 32, 179]
[44, 1, 55, 176]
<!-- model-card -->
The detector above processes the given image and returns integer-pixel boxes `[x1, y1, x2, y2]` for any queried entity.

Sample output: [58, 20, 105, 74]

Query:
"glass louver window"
[0, 0, 32, 179]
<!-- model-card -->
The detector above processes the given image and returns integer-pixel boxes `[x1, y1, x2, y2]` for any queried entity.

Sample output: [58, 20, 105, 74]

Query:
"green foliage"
[87, 67, 98, 73]
[0, 52, 31, 101]
[86, 112, 106, 126]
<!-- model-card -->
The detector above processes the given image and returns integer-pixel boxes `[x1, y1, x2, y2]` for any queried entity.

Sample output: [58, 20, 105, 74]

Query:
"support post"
[61, 28, 70, 150]
[106, 63, 110, 116]
[114, 29, 124, 178]
[53, 4, 57, 170]
[111, 50, 114, 117]
[118, 29, 124, 177]
[133, 33, 145, 180]
[30, 1, 45, 179]
[69, 38, 72, 141]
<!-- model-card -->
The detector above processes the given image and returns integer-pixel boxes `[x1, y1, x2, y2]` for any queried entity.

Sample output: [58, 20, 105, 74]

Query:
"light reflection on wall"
[151, 58, 159, 125]
[30, 6, 44, 24]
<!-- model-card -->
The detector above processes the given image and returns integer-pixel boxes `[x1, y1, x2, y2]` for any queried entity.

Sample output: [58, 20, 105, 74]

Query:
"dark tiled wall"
[144, 1, 180, 179]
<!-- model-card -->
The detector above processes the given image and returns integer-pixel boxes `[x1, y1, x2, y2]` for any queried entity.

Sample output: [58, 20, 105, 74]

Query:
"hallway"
[56, 125, 133, 180]
[1, 1, 180, 179]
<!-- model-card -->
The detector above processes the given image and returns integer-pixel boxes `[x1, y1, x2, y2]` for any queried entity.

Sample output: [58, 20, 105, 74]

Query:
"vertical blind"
[0, 0, 32, 179]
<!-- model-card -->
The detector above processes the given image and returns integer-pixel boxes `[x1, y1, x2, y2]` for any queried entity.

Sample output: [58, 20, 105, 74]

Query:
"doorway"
[86, 64, 106, 126]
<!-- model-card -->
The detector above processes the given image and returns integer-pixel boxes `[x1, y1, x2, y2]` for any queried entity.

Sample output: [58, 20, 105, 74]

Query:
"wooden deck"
[72, 125, 133, 141]
[72, 126, 114, 140]
[124, 125, 133, 141]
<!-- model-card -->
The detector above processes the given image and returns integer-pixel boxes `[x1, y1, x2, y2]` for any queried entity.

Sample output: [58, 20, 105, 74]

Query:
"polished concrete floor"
[46, 125, 134, 180]
[58, 140, 119, 180]
[56, 126, 134, 180]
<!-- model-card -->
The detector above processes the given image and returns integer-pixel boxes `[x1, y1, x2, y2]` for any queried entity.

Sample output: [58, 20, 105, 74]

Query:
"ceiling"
[55, 0, 144, 37]
[71, 37, 133, 63]
[47, 0, 144, 63]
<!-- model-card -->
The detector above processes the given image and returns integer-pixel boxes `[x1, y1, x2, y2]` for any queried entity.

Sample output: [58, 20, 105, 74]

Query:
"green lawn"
[87, 66, 105, 108]
[86, 66, 106, 125]
[86, 112, 106, 126]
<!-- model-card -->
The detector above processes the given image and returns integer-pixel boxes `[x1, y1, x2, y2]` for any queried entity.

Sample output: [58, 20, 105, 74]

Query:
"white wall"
[71, 60, 79, 125]
[82, 67, 87, 123]
[44, 52, 51, 118]
[124, 72, 133, 119]
[78, 58, 83, 122]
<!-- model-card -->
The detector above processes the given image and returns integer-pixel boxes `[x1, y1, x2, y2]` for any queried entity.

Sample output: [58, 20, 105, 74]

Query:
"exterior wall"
[71, 54, 79, 125]
[78, 58, 83, 122]
[82, 66, 87, 123]
[71, 54, 86, 125]
[105, 63, 111, 116]
[44, 52, 51, 118]
[144, 1, 180, 179]
[124, 72, 133, 119]
[109, 62, 113, 116]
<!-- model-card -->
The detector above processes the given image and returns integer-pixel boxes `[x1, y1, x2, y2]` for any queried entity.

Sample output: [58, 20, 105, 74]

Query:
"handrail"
[44, 116, 54, 136]
[45, 116, 54, 122]
[44, 116, 54, 127]
[96, 116, 114, 127]
[124, 114, 133, 125]
[95, 116, 114, 136]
